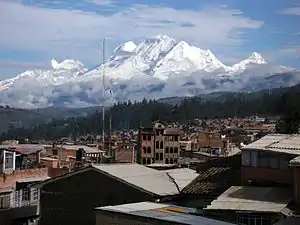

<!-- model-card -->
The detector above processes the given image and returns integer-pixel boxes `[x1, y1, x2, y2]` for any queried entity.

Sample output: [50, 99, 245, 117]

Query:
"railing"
[0, 188, 39, 210]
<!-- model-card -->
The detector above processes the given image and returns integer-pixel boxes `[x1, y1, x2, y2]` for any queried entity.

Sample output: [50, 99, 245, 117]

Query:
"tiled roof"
[182, 167, 234, 195]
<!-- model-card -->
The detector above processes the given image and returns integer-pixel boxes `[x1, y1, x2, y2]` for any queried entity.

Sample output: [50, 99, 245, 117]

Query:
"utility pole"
[108, 90, 112, 157]
[102, 38, 106, 154]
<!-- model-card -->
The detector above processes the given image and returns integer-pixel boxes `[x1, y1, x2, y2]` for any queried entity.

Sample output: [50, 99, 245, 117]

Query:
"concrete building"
[203, 134, 300, 225]
[139, 120, 181, 165]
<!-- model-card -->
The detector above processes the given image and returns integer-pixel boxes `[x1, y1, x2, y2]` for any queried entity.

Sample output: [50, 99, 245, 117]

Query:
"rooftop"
[92, 164, 184, 196]
[0, 144, 50, 154]
[205, 186, 292, 213]
[242, 134, 300, 155]
[95, 201, 235, 225]
[58, 145, 105, 154]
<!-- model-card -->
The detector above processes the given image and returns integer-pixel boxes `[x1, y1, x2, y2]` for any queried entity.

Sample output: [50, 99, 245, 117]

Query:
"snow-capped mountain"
[0, 59, 87, 91]
[0, 34, 299, 108]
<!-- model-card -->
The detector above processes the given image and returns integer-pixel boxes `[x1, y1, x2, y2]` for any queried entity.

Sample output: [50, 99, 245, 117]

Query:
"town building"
[139, 120, 181, 165]
[203, 134, 300, 225]
[32, 164, 197, 225]
[0, 145, 50, 225]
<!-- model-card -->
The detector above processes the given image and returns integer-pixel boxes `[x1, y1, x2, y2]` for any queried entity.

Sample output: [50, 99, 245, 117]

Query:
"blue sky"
[0, 0, 299, 79]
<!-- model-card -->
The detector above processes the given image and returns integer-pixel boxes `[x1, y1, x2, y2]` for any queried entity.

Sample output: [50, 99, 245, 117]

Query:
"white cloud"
[279, 6, 300, 16]
[0, 1, 263, 76]
[87, 0, 116, 6]
[280, 46, 300, 58]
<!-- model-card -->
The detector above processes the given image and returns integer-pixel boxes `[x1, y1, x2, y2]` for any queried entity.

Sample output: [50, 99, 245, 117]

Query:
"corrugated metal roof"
[164, 168, 198, 191]
[205, 186, 292, 213]
[92, 164, 180, 196]
[243, 134, 300, 155]
[290, 156, 300, 166]
[96, 201, 235, 225]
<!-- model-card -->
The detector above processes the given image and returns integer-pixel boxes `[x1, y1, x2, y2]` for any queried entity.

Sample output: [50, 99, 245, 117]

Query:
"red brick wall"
[48, 167, 70, 178]
[0, 167, 48, 189]
[241, 167, 293, 185]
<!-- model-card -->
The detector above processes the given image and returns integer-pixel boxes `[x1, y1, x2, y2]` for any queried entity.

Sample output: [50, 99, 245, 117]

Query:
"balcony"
[0, 188, 39, 224]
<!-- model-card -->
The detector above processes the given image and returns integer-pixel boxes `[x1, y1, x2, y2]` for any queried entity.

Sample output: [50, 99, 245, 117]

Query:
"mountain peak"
[248, 52, 267, 64]
[154, 34, 175, 41]
[114, 41, 137, 54]
[50, 59, 85, 71]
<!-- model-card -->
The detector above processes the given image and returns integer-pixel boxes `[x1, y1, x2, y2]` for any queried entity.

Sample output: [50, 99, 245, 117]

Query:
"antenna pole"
[102, 38, 105, 153]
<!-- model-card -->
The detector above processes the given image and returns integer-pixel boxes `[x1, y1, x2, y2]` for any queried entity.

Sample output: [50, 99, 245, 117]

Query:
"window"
[170, 159, 174, 164]
[32, 189, 39, 200]
[237, 215, 270, 225]
[143, 158, 146, 164]
[270, 156, 279, 169]
[259, 152, 270, 168]
[146, 158, 151, 164]
[165, 159, 169, 164]
[147, 135, 151, 141]
[22, 188, 30, 201]
[242, 151, 250, 166]
[170, 147, 174, 154]
[160, 153, 163, 161]
[0, 194, 10, 209]
[174, 147, 178, 154]
[147, 147, 151, 154]
[143, 147, 146, 154]
[4, 152, 14, 169]
[52, 149, 58, 155]
[155, 153, 159, 160]
[160, 141, 163, 149]
[174, 136, 178, 141]
[165, 147, 169, 153]
[156, 131, 160, 136]
[250, 151, 258, 167]
[156, 141, 159, 149]
[143, 135, 146, 140]
[174, 159, 178, 164]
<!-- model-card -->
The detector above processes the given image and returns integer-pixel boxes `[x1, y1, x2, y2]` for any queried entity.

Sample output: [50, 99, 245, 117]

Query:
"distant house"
[32, 164, 197, 225]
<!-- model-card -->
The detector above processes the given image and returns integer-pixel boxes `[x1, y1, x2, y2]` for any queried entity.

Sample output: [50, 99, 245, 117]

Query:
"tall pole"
[102, 38, 105, 152]
[109, 90, 112, 157]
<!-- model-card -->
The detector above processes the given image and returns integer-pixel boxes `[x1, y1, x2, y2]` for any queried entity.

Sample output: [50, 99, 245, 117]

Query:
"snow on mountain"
[0, 34, 299, 108]
[0, 59, 87, 92]
[114, 41, 137, 54]
[51, 58, 86, 71]
[229, 52, 267, 74]
[153, 41, 228, 80]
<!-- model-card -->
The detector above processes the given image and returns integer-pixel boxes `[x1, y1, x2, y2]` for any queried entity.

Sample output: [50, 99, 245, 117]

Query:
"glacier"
[0, 34, 299, 108]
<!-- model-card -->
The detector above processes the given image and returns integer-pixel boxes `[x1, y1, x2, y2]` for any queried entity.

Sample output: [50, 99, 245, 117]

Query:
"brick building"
[114, 141, 136, 163]
[139, 120, 181, 165]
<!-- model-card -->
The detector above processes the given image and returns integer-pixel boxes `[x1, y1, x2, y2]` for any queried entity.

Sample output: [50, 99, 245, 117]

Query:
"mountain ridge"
[0, 34, 299, 108]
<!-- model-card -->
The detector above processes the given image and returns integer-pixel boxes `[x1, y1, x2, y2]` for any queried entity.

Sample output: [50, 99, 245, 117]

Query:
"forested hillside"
[0, 106, 101, 133]
[2, 84, 300, 141]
